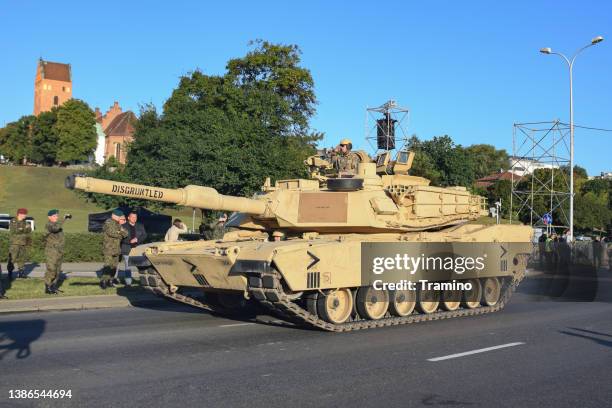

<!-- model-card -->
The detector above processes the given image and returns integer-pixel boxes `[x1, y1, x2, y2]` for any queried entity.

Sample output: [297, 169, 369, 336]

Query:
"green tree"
[407, 135, 476, 187]
[487, 179, 512, 218]
[574, 191, 611, 231]
[30, 109, 59, 165]
[465, 144, 509, 180]
[55, 99, 97, 163]
[226, 40, 316, 134]
[0, 115, 35, 163]
[84, 41, 321, 209]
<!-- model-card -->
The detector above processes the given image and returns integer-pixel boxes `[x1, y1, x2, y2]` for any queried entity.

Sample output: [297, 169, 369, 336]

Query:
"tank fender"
[272, 242, 361, 292]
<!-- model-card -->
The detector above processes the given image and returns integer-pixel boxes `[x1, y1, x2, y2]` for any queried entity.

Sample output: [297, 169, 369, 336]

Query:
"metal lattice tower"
[510, 121, 571, 233]
[365, 100, 410, 154]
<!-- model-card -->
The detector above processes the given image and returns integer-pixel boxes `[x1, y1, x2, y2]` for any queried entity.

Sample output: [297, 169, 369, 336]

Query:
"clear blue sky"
[1, 0, 610, 174]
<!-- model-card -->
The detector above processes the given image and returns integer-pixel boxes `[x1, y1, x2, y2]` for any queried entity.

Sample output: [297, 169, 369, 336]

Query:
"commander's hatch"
[375, 150, 414, 175]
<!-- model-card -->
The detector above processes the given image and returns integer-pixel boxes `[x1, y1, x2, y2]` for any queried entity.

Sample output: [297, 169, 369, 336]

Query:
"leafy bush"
[0, 232, 104, 263]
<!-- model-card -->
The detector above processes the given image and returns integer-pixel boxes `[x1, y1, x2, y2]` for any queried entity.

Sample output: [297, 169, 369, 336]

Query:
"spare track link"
[249, 268, 526, 332]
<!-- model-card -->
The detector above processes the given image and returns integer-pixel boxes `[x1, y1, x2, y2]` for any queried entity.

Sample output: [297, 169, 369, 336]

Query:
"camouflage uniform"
[332, 152, 359, 174]
[210, 223, 226, 240]
[8, 219, 32, 276]
[101, 218, 128, 283]
[44, 220, 65, 288]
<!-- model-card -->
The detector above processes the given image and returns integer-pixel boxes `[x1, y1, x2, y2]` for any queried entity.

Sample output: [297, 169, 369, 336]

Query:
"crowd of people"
[0, 208, 150, 297]
[0, 207, 243, 298]
[537, 231, 612, 272]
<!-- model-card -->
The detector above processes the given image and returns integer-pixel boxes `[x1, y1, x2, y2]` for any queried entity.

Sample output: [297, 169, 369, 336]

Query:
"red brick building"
[95, 102, 136, 164]
[33, 59, 72, 115]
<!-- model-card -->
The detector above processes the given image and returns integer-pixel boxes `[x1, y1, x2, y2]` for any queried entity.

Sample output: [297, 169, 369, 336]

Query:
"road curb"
[0, 293, 166, 314]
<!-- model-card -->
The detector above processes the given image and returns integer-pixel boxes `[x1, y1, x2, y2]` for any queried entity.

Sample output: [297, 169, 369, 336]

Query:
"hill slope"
[0, 166, 106, 232]
[0, 165, 193, 232]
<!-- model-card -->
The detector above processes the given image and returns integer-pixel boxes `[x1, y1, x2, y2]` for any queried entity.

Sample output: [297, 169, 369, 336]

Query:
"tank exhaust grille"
[500, 259, 508, 272]
[307, 272, 320, 289]
[193, 273, 210, 287]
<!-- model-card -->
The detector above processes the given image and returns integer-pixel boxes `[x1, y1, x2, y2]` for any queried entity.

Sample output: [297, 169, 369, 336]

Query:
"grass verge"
[1, 276, 146, 300]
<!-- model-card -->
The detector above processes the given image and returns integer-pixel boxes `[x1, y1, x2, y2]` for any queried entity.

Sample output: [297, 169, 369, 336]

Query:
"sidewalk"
[0, 292, 165, 314]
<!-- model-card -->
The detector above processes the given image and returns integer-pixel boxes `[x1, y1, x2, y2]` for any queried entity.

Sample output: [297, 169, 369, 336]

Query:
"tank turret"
[66, 158, 487, 234]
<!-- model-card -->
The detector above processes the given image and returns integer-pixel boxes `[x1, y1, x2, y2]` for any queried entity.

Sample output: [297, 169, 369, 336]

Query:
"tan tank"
[66, 151, 532, 331]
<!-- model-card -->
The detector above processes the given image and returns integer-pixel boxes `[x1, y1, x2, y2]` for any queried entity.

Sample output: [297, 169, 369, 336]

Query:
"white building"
[509, 156, 559, 176]
[93, 123, 106, 165]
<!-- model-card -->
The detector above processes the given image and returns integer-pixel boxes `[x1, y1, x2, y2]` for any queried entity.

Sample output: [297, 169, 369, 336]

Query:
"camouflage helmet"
[339, 138, 352, 145]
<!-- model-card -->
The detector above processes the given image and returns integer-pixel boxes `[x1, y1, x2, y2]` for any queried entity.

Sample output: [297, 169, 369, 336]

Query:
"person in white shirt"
[165, 219, 188, 242]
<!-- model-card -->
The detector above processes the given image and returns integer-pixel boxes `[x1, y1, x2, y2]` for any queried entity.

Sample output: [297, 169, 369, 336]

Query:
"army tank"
[66, 150, 532, 332]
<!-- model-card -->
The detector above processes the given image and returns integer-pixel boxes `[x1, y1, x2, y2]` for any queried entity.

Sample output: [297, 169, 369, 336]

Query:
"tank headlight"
[231, 260, 272, 274]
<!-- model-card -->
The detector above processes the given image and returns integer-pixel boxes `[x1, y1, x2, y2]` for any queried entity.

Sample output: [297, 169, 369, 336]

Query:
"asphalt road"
[1, 271, 611, 408]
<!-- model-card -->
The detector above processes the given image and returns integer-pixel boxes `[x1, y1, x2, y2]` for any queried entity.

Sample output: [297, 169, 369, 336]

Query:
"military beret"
[112, 209, 124, 217]
[48, 209, 59, 216]
[17, 208, 28, 215]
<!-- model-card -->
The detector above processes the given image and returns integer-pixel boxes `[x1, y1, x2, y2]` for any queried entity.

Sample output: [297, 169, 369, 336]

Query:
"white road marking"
[427, 342, 525, 362]
[218, 322, 255, 328]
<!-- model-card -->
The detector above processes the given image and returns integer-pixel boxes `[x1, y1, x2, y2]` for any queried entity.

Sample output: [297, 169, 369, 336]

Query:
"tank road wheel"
[317, 288, 353, 325]
[441, 285, 462, 311]
[305, 292, 319, 317]
[461, 279, 482, 309]
[356, 287, 389, 320]
[482, 277, 501, 306]
[417, 287, 440, 314]
[389, 289, 416, 317]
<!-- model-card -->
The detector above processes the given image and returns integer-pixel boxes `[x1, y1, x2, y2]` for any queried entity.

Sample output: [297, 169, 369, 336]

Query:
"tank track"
[139, 255, 529, 332]
[248, 274, 518, 332]
[138, 267, 218, 313]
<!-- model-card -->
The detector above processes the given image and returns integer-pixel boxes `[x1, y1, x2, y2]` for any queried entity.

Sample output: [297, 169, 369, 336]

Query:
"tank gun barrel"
[65, 175, 268, 215]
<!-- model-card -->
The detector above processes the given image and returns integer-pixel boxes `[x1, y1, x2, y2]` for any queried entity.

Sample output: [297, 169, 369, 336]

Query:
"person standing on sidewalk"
[100, 209, 128, 289]
[118, 211, 147, 287]
[8, 208, 32, 280]
[592, 237, 603, 270]
[43, 209, 71, 295]
[0, 264, 7, 299]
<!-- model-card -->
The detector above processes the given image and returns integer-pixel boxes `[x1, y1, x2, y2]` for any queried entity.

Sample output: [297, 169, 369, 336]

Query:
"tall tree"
[84, 41, 321, 209]
[55, 99, 97, 163]
[226, 40, 316, 135]
[0, 115, 35, 164]
[465, 144, 509, 180]
[407, 135, 476, 187]
[30, 108, 59, 165]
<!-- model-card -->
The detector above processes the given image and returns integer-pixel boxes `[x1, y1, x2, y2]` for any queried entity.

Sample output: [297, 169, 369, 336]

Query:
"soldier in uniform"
[100, 209, 128, 289]
[8, 208, 32, 279]
[331, 138, 360, 175]
[272, 231, 285, 242]
[211, 214, 228, 240]
[200, 213, 228, 241]
[44, 209, 71, 295]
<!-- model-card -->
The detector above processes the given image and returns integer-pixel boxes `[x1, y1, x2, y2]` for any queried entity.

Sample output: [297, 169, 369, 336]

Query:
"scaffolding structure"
[510, 121, 571, 234]
[365, 100, 410, 154]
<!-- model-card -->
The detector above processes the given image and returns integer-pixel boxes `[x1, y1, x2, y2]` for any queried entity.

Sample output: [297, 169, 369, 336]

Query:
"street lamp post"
[539, 36, 604, 242]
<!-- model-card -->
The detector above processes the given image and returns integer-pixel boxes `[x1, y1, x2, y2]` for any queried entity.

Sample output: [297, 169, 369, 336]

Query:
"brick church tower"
[34, 58, 72, 115]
